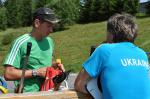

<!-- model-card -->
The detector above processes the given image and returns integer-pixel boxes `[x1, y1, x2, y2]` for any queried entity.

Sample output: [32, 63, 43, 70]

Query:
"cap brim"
[36, 14, 60, 24]
[44, 18, 60, 24]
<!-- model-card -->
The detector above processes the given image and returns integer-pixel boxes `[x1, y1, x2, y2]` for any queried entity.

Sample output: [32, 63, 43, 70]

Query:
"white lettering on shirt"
[121, 58, 149, 68]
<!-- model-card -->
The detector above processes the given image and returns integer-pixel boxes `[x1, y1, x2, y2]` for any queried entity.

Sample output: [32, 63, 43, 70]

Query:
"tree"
[20, 0, 32, 26]
[4, 0, 32, 28]
[0, 0, 3, 7]
[78, 0, 139, 23]
[146, 1, 150, 15]
[89, 0, 102, 21]
[90, 0, 118, 22]
[123, 0, 139, 15]
[79, 0, 93, 23]
[113, 0, 125, 14]
[5, 0, 21, 27]
[0, 7, 7, 30]
[101, 0, 117, 19]
[47, 0, 80, 24]
[34, 0, 46, 9]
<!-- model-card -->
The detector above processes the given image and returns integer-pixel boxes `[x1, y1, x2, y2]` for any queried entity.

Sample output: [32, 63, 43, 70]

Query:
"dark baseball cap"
[33, 7, 59, 24]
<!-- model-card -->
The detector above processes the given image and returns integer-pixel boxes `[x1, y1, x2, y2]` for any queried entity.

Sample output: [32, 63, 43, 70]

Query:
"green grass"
[0, 17, 150, 75]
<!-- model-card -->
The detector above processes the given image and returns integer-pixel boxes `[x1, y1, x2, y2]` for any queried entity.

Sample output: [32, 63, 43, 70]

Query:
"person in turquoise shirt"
[3, 7, 64, 92]
[75, 13, 150, 99]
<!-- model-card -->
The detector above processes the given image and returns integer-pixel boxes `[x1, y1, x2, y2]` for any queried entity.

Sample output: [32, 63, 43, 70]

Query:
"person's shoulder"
[46, 36, 53, 42]
[97, 43, 116, 50]
[12, 33, 31, 45]
[14, 33, 30, 41]
[46, 36, 51, 40]
[95, 43, 118, 55]
[136, 46, 147, 55]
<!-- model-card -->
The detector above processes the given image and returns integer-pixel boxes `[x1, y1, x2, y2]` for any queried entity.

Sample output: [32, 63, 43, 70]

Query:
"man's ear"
[34, 19, 40, 28]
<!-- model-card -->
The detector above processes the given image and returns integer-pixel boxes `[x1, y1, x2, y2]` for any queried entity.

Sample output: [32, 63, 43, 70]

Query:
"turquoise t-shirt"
[3, 33, 54, 92]
[83, 42, 150, 99]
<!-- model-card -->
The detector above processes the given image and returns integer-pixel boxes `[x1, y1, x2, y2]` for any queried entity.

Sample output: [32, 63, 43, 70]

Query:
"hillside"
[0, 17, 150, 75]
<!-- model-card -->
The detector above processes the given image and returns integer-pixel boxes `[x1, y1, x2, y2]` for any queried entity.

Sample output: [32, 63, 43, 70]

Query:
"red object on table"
[40, 67, 62, 91]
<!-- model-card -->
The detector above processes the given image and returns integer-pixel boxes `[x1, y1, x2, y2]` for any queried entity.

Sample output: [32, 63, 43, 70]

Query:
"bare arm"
[4, 61, 65, 81]
[4, 65, 48, 81]
[74, 68, 91, 94]
[4, 65, 32, 81]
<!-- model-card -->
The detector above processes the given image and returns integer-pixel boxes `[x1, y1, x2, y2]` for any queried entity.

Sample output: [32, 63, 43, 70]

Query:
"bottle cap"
[56, 59, 61, 64]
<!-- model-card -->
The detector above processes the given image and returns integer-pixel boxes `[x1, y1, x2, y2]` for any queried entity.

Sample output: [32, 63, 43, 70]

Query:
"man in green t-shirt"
[3, 7, 64, 92]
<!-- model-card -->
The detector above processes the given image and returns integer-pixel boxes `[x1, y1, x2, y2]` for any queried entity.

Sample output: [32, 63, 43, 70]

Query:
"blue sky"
[140, 0, 148, 3]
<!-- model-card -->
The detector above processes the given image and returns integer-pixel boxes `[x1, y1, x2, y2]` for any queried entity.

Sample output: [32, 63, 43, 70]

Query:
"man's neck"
[30, 30, 42, 41]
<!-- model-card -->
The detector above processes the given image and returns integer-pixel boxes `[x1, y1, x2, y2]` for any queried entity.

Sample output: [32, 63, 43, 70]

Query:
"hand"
[57, 63, 65, 72]
[37, 67, 47, 77]
[52, 61, 65, 72]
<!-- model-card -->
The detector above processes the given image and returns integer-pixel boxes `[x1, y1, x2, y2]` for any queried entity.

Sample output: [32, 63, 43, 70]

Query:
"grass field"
[0, 17, 150, 75]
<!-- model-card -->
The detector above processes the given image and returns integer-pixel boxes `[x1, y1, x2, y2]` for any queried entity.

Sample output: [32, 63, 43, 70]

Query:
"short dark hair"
[107, 13, 138, 43]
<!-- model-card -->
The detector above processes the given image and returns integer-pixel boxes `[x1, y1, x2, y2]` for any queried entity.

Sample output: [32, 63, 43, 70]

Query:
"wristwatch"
[32, 69, 38, 77]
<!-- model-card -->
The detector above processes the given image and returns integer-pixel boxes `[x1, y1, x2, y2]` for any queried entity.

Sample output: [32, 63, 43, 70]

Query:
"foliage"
[90, 0, 101, 21]
[79, 0, 93, 23]
[20, 0, 32, 26]
[34, 0, 46, 9]
[47, 0, 80, 25]
[101, 0, 117, 19]
[146, 1, 150, 15]
[79, 0, 139, 23]
[0, 0, 3, 7]
[5, 0, 20, 27]
[0, 7, 7, 30]
[1, 0, 140, 29]
[1, 33, 14, 45]
[123, 0, 139, 15]
[2, 0, 80, 30]
[114, 0, 124, 13]
[4, 0, 32, 28]
[45, 0, 80, 31]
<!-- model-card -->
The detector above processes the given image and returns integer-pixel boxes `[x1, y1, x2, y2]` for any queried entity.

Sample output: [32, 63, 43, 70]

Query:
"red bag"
[40, 67, 62, 91]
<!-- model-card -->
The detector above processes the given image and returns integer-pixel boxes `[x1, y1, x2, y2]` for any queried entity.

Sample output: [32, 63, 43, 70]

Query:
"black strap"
[97, 74, 102, 92]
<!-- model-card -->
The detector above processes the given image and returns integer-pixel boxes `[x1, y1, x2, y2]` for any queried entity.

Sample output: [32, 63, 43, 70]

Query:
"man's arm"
[4, 62, 65, 81]
[4, 65, 32, 81]
[74, 68, 91, 94]
[4, 65, 47, 81]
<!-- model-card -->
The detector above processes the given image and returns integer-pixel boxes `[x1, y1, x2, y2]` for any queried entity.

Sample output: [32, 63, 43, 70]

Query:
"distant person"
[75, 13, 150, 99]
[3, 7, 64, 92]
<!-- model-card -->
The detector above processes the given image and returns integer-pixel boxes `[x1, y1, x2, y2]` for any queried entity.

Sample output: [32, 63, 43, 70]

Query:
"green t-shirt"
[3, 33, 54, 92]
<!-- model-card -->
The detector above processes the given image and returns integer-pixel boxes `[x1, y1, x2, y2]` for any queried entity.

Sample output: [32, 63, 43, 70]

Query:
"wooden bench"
[0, 89, 92, 99]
